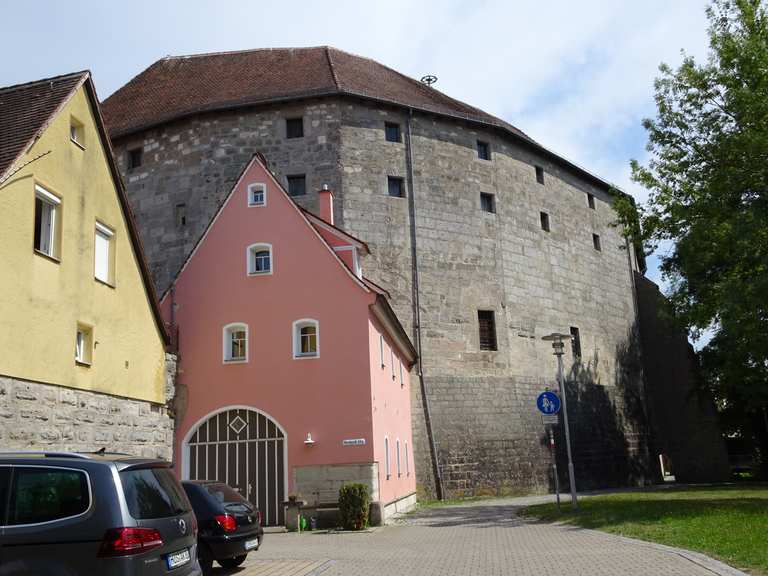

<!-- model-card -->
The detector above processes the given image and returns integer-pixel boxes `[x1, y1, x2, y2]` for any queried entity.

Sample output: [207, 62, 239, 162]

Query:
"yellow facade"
[0, 85, 167, 403]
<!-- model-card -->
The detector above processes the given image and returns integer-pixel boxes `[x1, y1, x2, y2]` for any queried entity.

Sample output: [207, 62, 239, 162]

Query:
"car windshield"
[204, 483, 247, 505]
[120, 467, 190, 519]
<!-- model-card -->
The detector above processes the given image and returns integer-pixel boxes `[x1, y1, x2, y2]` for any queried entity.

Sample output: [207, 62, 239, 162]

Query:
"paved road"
[211, 499, 741, 576]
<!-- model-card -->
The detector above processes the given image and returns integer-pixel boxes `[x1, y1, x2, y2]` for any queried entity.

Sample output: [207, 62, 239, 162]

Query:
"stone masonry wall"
[111, 97, 655, 497]
[0, 354, 177, 459]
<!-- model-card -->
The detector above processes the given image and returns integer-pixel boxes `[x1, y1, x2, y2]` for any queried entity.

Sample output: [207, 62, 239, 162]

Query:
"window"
[384, 437, 390, 480]
[477, 140, 490, 160]
[293, 319, 319, 358]
[385, 122, 401, 143]
[8, 467, 90, 525]
[175, 203, 187, 227]
[34, 185, 60, 259]
[405, 442, 410, 476]
[248, 183, 266, 207]
[120, 467, 190, 520]
[391, 347, 395, 380]
[535, 166, 545, 184]
[396, 439, 402, 477]
[399, 360, 404, 387]
[223, 323, 248, 363]
[570, 327, 582, 361]
[388, 176, 405, 198]
[75, 325, 92, 365]
[94, 222, 114, 285]
[286, 117, 304, 139]
[380, 334, 385, 368]
[478, 310, 497, 351]
[0, 469, 9, 517]
[287, 174, 306, 197]
[540, 211, 550, 232]
[587, 193, 596, 209]
[247, 243, 272, 275]
[127, 147, 143, 170]
[593, 233, 602, 251]
[480, 192, 495, 214]
[70, 117, 84, 147]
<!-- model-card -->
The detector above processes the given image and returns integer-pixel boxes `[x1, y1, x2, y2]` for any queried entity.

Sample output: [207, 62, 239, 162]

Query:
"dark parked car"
[181, 481, 263, 573]
[0, 451, 200, 575]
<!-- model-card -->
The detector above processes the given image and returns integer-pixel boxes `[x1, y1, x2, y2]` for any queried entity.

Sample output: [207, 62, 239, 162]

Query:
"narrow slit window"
[380, 334, 385, 368]
[478, 310, 497, 351]
[587, 193, 596, 209]
[396, 439, 401, 477]
[593, 233, 602, 251]
[570, 327, 582, 361]
[385, 437, 391, 480]
[175, 203, 187, 227]
[535, 166, 545, 184]
[540, 211, 550, 232]
[477, 140, 490, 160]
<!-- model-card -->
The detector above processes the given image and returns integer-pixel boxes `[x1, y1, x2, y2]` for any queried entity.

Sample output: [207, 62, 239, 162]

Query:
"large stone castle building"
[102, 47, 728, 496]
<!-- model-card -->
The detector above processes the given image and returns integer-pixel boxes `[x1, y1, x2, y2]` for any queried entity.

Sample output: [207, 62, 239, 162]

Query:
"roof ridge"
[161, 46, 328, 61]
[0, 70, 89, 95]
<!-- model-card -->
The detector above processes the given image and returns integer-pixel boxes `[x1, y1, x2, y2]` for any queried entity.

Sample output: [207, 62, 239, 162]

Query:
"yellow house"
[0, 71, 174, 457]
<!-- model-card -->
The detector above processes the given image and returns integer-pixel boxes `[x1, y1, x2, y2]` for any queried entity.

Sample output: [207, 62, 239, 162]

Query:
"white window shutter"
[94, 230, 110, 282]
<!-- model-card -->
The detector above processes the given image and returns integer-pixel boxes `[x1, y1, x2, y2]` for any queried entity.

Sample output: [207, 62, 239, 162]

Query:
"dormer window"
[247, 243, 272, 275]
[293, 319, 319, 359]
[223, 323, 248, 363]
[248, 183, 266, 207]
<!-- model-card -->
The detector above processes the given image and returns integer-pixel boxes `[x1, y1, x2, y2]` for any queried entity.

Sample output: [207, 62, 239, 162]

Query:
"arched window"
[223, 323, 248, 363]
[247, 182, 266, 207]
[247, 243, 272, 275]
[384, 436, 390, 480]
[293, 319, 319, 359]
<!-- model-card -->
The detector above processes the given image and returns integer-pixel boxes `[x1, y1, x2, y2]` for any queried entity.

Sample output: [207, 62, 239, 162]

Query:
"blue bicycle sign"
[537, 391, 561, 415]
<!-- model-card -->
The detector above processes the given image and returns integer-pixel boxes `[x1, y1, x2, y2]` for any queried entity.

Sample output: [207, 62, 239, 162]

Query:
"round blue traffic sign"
[537, 391, 561, 415]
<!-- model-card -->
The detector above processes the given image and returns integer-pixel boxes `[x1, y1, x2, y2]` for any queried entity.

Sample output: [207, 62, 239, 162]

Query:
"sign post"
[536, 390, 562, 511]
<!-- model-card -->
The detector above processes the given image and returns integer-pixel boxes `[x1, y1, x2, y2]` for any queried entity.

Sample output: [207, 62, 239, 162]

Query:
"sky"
[0, 0, 712, 289]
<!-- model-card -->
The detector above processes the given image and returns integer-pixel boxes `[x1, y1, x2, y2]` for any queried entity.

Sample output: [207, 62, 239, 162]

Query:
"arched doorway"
[184, 407, 286, 526]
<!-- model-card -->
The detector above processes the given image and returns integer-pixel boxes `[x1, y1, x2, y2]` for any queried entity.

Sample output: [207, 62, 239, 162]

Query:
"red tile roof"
[0, 72, 88, 182]
[101, 46, 532, 142]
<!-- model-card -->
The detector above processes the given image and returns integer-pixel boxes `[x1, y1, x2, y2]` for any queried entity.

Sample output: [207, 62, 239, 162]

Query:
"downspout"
[405, 108, 444, 500]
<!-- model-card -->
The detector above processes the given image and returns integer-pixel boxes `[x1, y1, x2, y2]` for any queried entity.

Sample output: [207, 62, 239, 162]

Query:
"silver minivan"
[0, 452, 201, 576]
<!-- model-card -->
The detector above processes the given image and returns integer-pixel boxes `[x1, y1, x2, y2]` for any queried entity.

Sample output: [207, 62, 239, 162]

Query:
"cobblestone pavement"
[211, 499, 740, 576]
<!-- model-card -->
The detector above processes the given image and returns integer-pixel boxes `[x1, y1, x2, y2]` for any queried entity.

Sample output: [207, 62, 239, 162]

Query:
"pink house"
[161, 154, 417, 525]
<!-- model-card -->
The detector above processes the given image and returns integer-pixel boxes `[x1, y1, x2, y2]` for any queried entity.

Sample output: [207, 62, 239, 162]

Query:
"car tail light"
[214, 514, 237, 532]
[99, 527, 164, 557]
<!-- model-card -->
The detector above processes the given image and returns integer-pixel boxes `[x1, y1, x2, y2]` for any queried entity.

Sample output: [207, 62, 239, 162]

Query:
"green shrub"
[338, 483, 370, 530]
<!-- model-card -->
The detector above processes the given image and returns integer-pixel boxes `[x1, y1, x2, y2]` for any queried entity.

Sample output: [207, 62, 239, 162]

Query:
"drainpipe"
[405, 108, 444, 500]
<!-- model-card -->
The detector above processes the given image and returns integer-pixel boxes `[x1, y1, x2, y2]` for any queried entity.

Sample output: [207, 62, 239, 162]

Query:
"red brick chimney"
[318, 184, 334, 225]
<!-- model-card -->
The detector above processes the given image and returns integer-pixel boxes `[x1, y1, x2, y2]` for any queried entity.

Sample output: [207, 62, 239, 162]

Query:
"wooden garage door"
[187, 408, 286, 526]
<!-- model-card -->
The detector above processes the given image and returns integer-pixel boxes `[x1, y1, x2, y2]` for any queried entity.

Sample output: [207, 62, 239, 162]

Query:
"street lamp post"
[542, 332, 578, 510]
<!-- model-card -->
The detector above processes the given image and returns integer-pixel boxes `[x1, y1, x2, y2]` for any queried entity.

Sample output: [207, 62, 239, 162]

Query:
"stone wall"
[0, 354, 177, 459]
[111, 97, 657, 497]
[293, 462, 379, 506]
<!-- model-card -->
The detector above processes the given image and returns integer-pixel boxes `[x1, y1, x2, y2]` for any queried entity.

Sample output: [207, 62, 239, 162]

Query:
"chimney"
[318, 184, 334, 225]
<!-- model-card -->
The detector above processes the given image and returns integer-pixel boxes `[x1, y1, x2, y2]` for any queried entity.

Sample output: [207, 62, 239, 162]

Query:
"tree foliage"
[617, 0, 768, 425]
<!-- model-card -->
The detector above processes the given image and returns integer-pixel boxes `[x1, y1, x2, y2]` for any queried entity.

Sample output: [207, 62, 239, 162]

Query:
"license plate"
[166, 548, 191, 569]
[244, 538, 259, 550]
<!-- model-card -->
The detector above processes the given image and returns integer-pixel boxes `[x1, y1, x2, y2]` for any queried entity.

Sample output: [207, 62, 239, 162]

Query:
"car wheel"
[218, 554, 248, 568]
[198, 546, 214, 575]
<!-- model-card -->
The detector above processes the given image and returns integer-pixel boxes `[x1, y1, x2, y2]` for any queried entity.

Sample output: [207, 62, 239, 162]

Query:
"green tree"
[617, 0, 768, 473]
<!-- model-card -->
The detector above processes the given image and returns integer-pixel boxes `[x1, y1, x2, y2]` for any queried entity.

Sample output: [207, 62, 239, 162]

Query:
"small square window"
[593, 233, 602, 251]
[75, 325, 93, 365]
[70, 118, 84, 147]
[478, 310, 497, 351]
[570, 327, 582, 361]
[587, 193, 596, 209]
[385, 122, 401, 143]
[34, 185, 61, 259]
[480, 192, 496, 214]
[248, 183, 266, 206]
[175, 203, 186, 227]
[287, 175, 306, 197]
[388, 176, 405, 198]
[127, 147, 143, 170]
[477, 140, 491, 161]
[286, 117, 304, 139]
[540, 212, 550, 232]
[535, 166, 545, 185]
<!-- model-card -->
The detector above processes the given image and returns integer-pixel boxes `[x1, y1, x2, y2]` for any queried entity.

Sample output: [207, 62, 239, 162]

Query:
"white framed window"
[379, 334, 385, 368]
[94, 222, 115, 285]
[405, 441, 410, 476]
[399, 360, 404, 387]
[247, 243, 272, 275]
[70, 117, 84, 147]
[247, 183, 266, 207]
[391, 347, 395, 380]
[75, 324, 92, 365]
[384, 436, 390, 480]
[396, 438, 401, 477]
[293, 319, 319, 359]
[34, 185, 61, 259]
[223, 323, 248, 363]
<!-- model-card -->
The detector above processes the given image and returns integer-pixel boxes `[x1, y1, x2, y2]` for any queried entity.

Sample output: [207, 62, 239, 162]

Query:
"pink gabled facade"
[161, 155, 416, 525]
